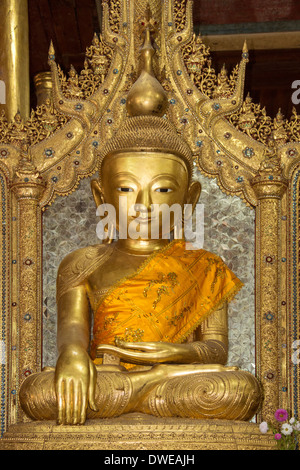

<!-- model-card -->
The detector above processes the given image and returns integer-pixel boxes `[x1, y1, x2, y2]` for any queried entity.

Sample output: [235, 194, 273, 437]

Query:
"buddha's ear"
[91, 179, 105, 209]
[186, 181, 201, 211]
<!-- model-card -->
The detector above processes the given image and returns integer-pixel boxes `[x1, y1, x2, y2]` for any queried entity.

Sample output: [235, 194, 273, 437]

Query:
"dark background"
[28, 0, 300, 118]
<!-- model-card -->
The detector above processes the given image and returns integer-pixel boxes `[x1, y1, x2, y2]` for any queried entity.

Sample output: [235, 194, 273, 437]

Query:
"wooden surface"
[192, 0, 300, 24]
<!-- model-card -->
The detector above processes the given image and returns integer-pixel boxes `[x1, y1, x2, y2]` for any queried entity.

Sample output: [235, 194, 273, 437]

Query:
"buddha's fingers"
[80, 382, 88, 425]
[97, 344, 155, 363]
[73, 381, 82, 425]
[88, 360, 98, 412]
[96, 344, 121, 355]
[115, 339, 158, 352]
[65, 379, 74, 425]
[56, 378, 66, 425]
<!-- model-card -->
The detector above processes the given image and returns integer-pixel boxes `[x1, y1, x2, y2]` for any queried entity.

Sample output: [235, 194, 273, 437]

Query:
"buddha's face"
[92, 151, 200, 241]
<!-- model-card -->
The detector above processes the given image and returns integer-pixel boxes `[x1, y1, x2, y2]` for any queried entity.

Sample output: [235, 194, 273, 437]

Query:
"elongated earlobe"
[187, 181, 201, 211]
[92, 179, 117, 244]
[91, 179, 105, 209]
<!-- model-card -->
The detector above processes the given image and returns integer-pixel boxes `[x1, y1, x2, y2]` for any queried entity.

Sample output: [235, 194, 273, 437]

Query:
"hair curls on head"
[98, 115, 194, 182]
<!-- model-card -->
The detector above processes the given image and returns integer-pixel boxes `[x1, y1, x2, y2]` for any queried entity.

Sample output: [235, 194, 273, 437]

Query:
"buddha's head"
[91, 25, 201, 242]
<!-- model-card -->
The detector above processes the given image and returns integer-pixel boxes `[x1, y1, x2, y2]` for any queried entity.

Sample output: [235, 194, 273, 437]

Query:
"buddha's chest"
[85, 250, 148, 311]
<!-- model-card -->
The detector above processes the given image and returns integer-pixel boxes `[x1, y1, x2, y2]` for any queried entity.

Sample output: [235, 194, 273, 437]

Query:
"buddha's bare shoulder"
[58, 243, 112, 272]
[57, 244, 113, 298]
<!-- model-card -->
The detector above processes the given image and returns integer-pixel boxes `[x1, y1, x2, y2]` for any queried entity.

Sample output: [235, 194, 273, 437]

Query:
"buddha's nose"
[135, 187, 152, 214]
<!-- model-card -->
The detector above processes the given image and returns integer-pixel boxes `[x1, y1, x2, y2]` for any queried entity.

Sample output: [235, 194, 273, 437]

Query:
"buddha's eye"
[117, 187, 134, 192]
[155, 188, 173, 193]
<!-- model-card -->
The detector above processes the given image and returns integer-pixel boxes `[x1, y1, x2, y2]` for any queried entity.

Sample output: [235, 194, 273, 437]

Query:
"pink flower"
[274, 433, 282, 440]
[274, 409, 288, 422]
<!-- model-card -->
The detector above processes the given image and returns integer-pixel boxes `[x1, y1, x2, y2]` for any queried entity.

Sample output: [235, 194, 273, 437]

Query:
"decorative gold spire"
[126, 24, 168, 117]
[48, 41, 55, 63]
[98, 7, 194, 178]
[242, 40, 249, 62]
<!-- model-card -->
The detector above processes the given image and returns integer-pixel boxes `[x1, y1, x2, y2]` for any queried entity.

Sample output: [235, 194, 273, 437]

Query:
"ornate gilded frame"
[0, 0, 299, 438]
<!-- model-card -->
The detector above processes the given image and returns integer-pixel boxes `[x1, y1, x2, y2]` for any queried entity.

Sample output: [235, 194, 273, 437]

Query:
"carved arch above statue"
[0, 0, 299, 208]
[0, 0, 299, 448]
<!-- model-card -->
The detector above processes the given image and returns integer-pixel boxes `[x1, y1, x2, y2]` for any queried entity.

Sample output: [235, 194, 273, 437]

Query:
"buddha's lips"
[128, 216, 158, 223]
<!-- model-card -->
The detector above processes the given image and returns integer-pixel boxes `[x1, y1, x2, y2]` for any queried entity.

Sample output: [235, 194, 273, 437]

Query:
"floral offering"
[259, 409, 300, 450]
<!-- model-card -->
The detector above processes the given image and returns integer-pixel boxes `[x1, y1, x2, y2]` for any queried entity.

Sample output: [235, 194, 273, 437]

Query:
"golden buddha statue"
[212, 64, 231, 99]
[19, 26, 262, 426]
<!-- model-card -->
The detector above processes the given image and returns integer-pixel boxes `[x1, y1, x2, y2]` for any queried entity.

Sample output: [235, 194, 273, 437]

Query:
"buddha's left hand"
[96, 339, 199, 364]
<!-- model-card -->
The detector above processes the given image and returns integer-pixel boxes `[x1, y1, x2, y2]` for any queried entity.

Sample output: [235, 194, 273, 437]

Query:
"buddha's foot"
[19, 365, 262, 422]
[138, 366, 262, 421]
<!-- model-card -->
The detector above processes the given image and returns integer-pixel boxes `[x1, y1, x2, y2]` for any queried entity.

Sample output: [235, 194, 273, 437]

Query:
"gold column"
[11, 157, 46, 421]
[34, 72, 53, 106]
[251, 172, 288, 422]
[0, 0, 30, 121]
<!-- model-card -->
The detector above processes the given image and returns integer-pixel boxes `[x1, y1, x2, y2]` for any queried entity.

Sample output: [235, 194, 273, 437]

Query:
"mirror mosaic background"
[42, 169, 256, 373]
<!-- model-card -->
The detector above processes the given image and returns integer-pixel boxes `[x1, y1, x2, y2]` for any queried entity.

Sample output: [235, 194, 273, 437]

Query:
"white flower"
[289, 417, 295, 425]
[293, 421, 300, 431]
[281, 423, 293, 436]
[259, 421, 269, 434]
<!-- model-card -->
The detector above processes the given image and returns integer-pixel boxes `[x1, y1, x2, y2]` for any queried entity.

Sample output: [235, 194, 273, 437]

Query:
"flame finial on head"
[98, 7, 194, 180]
[126, 21, 168, 117]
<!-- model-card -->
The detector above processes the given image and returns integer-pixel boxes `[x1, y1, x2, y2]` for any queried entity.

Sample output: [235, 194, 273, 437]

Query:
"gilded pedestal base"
[0, 414, 276, 450]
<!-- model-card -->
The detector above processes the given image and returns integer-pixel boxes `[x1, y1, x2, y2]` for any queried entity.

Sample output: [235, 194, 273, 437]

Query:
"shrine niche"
[0, 0, 299, 450]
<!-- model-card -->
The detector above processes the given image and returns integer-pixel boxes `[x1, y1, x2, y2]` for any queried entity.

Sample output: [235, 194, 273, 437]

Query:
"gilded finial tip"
[242, 40, 249, 61]
[48, 41, 55, 62]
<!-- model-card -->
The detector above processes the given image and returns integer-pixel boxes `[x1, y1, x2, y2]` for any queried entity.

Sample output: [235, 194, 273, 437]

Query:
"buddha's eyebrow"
[151, 174, 180, 187]
[111, 171, 138, 181]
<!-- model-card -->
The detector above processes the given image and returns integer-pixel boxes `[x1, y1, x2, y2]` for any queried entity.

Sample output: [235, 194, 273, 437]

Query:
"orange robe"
[90, 240, 243, 362]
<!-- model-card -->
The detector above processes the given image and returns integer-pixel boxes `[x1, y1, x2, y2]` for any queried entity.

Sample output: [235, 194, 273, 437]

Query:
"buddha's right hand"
[55, 344, 98, 425]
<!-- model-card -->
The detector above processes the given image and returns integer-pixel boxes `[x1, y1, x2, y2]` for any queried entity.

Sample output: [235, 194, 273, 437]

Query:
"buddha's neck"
[115, 238, 169, 256]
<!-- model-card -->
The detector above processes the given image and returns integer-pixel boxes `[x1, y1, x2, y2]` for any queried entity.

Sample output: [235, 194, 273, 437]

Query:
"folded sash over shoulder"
[90, 240, 243, 360]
